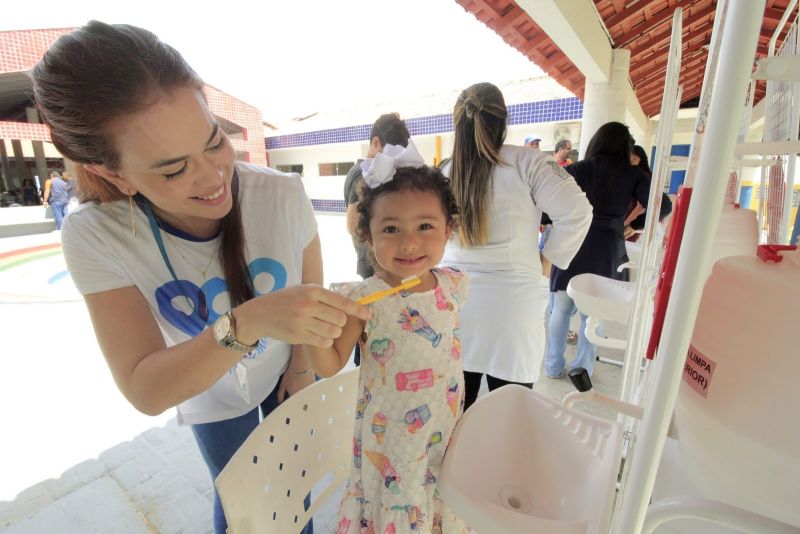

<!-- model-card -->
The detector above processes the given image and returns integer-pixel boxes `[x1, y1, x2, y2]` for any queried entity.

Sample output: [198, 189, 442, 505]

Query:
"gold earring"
[128, 194, 136, 237]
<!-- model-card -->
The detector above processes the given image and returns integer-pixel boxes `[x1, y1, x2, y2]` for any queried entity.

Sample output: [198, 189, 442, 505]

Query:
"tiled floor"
[0, 215, 626, 533]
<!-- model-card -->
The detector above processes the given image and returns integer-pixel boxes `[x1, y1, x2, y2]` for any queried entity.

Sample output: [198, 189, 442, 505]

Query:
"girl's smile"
[368, 188, 452, 287]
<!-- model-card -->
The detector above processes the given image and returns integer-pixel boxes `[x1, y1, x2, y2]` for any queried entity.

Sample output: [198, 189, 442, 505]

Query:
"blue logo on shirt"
[155, 257, 287, 336]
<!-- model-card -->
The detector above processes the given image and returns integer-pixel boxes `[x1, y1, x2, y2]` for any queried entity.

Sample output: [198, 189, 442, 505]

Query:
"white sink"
[567, 273, 635, 324]
[438, 385, 622, 534]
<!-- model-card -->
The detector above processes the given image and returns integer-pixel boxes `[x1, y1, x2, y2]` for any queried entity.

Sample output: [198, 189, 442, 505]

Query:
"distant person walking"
[43, 170, 72, 229]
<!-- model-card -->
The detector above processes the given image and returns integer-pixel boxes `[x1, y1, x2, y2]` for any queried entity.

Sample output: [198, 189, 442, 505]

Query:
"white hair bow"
[360, 139, 425, 189]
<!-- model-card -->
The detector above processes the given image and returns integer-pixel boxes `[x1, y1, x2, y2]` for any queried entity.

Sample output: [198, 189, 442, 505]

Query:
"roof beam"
[516, 0, 613, 82]
[603, 0, 655, 30]
[637, 56, 708, 101]
[628, 3, 716, 58]
[632, 37, 709, 85]
[614, 1, 699, 48]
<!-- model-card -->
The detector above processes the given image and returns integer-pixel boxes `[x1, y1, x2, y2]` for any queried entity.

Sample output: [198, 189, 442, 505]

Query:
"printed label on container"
[683, 345, 716, 398]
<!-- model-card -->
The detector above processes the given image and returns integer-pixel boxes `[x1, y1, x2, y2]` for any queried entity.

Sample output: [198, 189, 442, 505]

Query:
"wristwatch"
[213, 310, 259, 353]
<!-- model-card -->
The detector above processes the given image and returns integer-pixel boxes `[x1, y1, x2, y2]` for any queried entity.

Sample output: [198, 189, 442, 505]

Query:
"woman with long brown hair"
[32, 21, 369, 533]
[441, 82, 592, 409]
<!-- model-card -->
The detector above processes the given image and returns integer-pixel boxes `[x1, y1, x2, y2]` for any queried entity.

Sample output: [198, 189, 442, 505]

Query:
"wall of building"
[268, 121, 584, 203]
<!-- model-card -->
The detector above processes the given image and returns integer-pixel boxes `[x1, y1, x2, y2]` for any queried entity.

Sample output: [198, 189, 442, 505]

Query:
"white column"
[0, 140, 11, 191]
[26, 107, 50, 184]
[10, 139, 28, 187]
[579, 49, 631, 158]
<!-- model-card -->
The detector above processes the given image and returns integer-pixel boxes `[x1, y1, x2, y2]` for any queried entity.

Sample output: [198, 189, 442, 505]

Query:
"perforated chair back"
[216, 369, 359, 533]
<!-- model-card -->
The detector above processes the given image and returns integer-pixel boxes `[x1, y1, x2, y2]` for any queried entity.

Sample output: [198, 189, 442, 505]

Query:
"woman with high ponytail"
[441, 82, 592, 409]
[32, 21, 369, 533]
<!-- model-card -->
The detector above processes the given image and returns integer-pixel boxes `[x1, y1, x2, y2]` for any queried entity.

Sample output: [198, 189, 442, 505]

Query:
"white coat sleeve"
[526, 156, 592, 269]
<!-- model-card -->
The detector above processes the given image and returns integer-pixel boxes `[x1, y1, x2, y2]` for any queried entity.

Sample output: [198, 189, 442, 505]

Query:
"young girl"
[308, 140, 470, 534]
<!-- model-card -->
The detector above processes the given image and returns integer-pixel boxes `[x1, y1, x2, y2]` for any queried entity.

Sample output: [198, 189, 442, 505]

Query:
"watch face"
[214, 313, 231, 341]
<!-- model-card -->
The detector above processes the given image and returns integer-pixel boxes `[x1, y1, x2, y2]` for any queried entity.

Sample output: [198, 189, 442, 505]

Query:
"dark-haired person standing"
[545, 123, 672, 379]
[342, 113, 409, 365]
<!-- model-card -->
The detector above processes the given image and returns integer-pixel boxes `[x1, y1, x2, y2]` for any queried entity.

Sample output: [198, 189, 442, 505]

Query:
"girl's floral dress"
[334, 268, 470, 534]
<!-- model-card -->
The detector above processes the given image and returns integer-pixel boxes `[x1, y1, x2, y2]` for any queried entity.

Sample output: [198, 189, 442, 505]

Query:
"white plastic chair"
[216, 369, 359, 534]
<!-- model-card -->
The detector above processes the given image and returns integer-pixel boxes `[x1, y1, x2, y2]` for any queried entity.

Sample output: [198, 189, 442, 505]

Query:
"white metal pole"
[764, 0, 798, 242]
[759, 161, 768, 236]
[733, 79, 757, 203]
[768, 0, 797, 56]
[619, 9, 683, 406]
[683, 0, 728, 189]
[784, 156, 798, 242]
[613, 1, 766, 532]
[783, 48, 800, 242]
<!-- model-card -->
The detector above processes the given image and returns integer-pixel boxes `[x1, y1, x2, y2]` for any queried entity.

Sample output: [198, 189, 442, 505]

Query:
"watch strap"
[221, 310, 258, 353]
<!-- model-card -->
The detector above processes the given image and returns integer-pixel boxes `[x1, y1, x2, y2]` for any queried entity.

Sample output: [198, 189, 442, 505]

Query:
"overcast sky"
[3, 0, 547, 121]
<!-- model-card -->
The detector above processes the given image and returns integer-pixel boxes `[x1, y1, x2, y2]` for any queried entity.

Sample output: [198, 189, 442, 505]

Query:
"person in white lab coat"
[441, 82, 592, 410]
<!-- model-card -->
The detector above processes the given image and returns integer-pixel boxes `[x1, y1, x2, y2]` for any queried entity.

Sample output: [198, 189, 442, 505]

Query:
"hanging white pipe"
[683, 0, 728, 189]
[763, 0, 798, 242]
[783, 57, 800, 242]
[619, 9, 683, 408]
[768, 0, 798, 56]
[732, 79, 758, 203]
[613, 1, 766, 532]
[759, 160, 768, 235]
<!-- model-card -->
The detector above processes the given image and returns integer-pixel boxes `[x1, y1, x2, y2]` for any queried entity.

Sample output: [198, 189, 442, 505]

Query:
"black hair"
[370, 113, 410, 147]
[584, 121, 635, 204]
[32, 21, 253, 306]
[632, 145, 652, 177]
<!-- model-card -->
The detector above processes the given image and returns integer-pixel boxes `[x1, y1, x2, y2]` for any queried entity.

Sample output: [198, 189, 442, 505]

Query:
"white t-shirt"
[441, 145, 592, 382]
[61, 162, 318, 425]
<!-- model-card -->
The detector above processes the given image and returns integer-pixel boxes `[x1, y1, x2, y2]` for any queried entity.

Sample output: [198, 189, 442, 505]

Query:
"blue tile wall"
[311, 198, 347, 213]
[266, 97, 583, 150]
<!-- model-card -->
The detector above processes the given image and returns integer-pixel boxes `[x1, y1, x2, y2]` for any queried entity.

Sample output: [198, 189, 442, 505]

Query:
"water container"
[710, 205, 758, 269]
[673, 246, 800, 527]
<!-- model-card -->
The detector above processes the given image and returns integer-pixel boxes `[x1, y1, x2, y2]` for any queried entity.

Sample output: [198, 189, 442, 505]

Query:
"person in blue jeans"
[43, 170, 71, 229]
[545, 122, 672, 378]
[32, 21, 370, 534]
[545, 290, 597, 377]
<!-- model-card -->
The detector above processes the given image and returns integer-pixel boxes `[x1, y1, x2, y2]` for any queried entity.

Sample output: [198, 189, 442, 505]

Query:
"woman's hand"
[624, 202, 645, 226]
[237, 284, 371, 348]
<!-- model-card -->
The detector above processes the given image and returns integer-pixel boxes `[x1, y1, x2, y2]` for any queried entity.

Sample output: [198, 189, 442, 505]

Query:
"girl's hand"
[624, 225, 636, 239]
[238, 284, 371, 348]
[278, 367, 315, 402]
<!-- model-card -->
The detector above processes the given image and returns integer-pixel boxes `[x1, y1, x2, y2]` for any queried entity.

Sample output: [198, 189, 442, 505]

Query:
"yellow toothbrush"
[356, 276, 421, 305]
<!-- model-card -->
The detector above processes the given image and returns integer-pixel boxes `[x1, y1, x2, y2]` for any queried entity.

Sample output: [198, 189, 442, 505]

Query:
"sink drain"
[499, 485, 533, 514]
